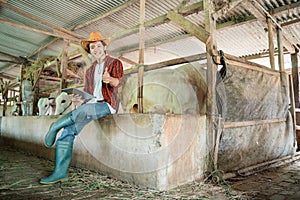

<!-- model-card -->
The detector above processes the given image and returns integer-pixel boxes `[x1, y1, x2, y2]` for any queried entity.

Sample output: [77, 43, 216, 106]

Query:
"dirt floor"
[0, 144, 299, 200]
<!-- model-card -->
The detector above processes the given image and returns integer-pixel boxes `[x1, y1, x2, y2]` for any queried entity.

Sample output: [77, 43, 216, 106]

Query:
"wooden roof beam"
[0, 73, 16, 80]
[119, 56, 138, 66]
[175, 0, 192, 11]
[214, 0, 245, 19]
[124, 53, 207, 75]
[167, 10, 209, 43]
[0, 51, 21, 60]
[112, 0, 298, 55]
[242, 49, 290, 60]
[0, 18, 79, 41]
[0, 59, 21, 64]
[244, 0, 298, 54]
[111, 1, 204, 40]
[217, 1, 300, 29]
[0, 51, 28, 64]
[0, 2, 83, 40]
[29, 38, 59, 58]
[270, 1, 300, 14]
[110, 33, 192, 57]
[74, 0, 139, 30]
[281, 18, 300, 27]
[22, 1, 203, 60]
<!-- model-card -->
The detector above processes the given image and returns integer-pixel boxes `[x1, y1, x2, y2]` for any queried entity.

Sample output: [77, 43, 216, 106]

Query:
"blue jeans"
[57, 102, 111, 142]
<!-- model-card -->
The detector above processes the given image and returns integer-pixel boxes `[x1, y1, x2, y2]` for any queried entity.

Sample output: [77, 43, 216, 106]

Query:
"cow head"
[38, 97, 54, 115]
[54, 92, 72, 115]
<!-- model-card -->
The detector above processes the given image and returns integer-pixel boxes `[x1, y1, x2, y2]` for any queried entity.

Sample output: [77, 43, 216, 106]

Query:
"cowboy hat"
[81, 32, 109, 53]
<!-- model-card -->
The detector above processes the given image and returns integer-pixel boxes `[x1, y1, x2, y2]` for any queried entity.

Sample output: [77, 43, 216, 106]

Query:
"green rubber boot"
[40, 140, 73, 184]
[45, 112, 73, 147]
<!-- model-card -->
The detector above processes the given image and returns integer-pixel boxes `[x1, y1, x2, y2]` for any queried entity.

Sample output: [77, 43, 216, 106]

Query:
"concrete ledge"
[0, 114, 207, 190]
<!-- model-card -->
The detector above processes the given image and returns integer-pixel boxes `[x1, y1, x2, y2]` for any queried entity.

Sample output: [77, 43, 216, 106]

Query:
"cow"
[38, 92, 73, 116]
[54, 92, 73, 115]
[119, 62, 207, 115]
[38, 97, 55, 115]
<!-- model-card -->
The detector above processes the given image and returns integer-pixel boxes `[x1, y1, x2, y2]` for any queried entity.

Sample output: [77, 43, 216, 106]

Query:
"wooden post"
[31, 63, 45, 115]
[60, 39, 69, 90]
[291, 51, 299, 108]
[1, 81, 10, 116]
[277, 27, 284, 72]
[288, 74, 298, 153]
[204, 0, 218, 170]
[3, 90, 7, 116]
[0, 80, 4, 116]
[267, 17, 275, 70]
[137, 0, 145, 113]
[18, 64, 25, 116]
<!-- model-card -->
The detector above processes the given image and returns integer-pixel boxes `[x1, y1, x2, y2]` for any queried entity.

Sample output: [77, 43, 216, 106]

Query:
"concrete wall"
[0, 114, 207, 190]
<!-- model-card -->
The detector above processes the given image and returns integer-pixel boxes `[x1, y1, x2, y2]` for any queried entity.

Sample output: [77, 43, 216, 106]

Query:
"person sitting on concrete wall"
[40, 31, 124, 184]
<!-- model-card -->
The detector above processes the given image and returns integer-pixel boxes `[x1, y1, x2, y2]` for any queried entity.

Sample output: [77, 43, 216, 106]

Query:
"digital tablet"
[61, 88, 94, 100]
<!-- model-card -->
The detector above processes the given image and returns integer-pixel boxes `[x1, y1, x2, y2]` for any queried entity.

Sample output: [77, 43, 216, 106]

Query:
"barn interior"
[0, 0, 300, 196]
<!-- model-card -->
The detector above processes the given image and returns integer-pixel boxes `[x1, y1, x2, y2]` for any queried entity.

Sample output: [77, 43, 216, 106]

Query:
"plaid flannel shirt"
[84, 55, 124, 111]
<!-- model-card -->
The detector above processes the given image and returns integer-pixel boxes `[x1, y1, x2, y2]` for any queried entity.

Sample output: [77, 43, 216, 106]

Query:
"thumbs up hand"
[102, 67, 111, 84]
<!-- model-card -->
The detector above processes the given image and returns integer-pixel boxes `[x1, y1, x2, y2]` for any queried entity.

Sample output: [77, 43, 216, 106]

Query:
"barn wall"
[218, 59, 295, 172]
[0, 114, 207, 190]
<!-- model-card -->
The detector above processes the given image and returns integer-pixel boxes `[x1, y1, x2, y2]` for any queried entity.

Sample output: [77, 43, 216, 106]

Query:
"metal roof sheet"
[0, 0, 299, 83]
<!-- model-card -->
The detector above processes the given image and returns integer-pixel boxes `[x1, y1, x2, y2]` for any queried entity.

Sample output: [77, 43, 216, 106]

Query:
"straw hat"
[81, 32, 109, 53]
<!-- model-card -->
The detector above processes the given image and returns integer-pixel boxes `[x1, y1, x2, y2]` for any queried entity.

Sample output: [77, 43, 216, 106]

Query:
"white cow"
[38, 97, 55, 115]
[120, 62, 207, 114]
[38, 92, 74, 116]
[54, 92, 73, 115]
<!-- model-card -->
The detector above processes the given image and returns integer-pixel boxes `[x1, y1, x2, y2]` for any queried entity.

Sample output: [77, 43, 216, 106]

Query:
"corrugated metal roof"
[0, 0, 299, 83]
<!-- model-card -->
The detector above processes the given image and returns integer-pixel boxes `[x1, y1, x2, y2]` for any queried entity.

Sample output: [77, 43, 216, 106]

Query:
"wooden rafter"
[175, 0, 192, 11]
[269, 1, 300, 14]
[0, 73, 15, 80]
[1, 0, 298, 73]
[119, 56, 137, 66]
[111, 33, 192, 57]
[167, 10, 209, 43]
[74, 0, 139, 30]
[111, 0, 300, 57]
[111, 1, 203, 41]
[0, 52, 30, 77]
[217, 1, 300, 29]
[0, 18, 79, 41]
[244, 0, 299, 53]
[29, 39, 59, 58]
[0, 2, 83, 40]
[0, 59, 21, 64]
[213, 0, 245, 19]
[124, 53, 207, 75]
[281, 18, 300, 27]
[242, 49, 289, 60]
[0, 51, 26, 63]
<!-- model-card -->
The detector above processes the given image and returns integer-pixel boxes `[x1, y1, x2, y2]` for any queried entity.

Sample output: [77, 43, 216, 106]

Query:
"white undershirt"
[93, 63, 104, 100]
[87, 63, 116, 114]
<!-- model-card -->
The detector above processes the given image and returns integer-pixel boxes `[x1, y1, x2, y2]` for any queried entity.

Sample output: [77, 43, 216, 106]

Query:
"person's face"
[89, 41, 106, 60]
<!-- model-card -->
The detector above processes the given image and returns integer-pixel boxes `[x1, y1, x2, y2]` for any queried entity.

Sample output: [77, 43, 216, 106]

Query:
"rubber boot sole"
[40, 177, 68, 185]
